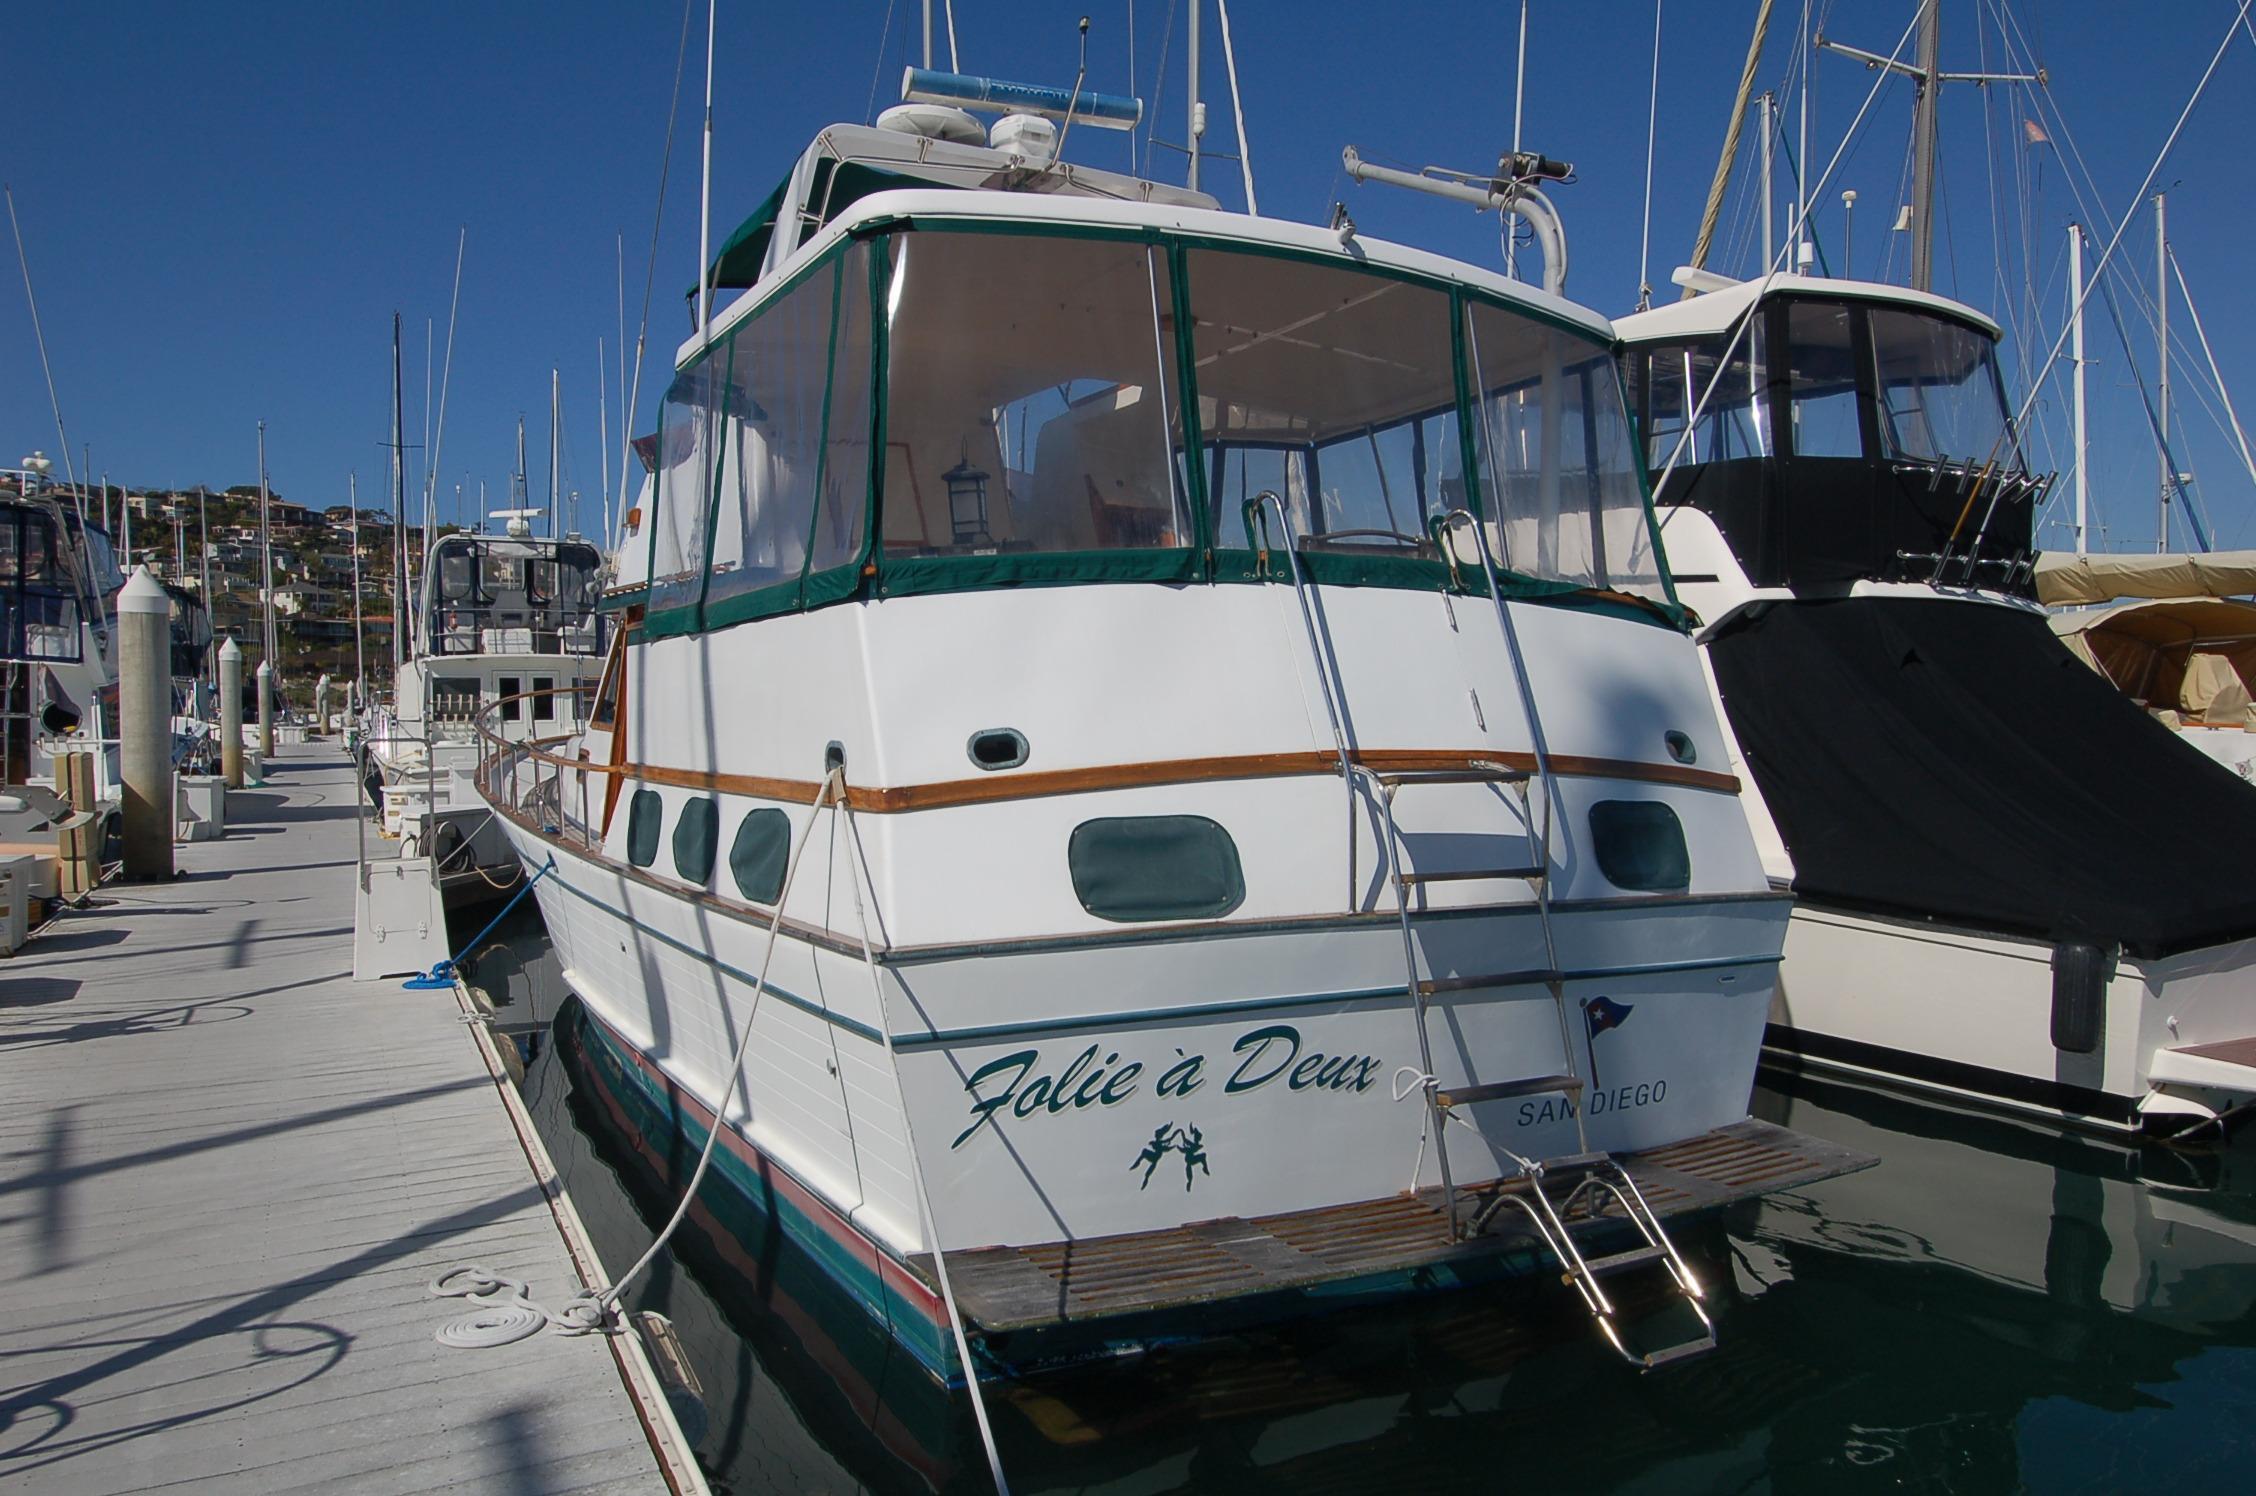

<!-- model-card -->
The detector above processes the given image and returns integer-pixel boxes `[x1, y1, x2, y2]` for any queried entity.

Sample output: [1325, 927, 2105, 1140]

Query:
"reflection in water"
[463, 913, 2256, 1494]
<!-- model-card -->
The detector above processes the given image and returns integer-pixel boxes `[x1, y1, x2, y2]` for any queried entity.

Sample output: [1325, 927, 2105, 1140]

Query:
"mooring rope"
[835, 783, 1013, 1496]
[430, 771, 839, 1344]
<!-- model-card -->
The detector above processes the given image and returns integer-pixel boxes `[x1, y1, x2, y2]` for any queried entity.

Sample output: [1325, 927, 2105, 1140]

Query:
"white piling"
[117, 567, 174, 880]
[257, 658, 275, 760]
[219, 637, 244, 788]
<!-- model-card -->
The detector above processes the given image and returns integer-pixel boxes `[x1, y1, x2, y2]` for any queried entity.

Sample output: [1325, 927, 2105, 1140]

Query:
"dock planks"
[0, 747, 671, 1494]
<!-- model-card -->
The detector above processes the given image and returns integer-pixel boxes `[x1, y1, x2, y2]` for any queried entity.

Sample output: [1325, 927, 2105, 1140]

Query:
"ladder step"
[1433, 1074, 1584, 1108]
[1399, 865, 1547, 886]
[1571, 1243, 1668, 1278]
[1637, 1334, 1718, 1371]
[1416, 971, 1556, 997]
[1374, 766, 1533, 786]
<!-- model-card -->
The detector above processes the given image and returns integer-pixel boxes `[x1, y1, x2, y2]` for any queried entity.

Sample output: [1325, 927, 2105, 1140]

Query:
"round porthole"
[1664, 730, 1697, 766]
[967, 727, 1030, 771]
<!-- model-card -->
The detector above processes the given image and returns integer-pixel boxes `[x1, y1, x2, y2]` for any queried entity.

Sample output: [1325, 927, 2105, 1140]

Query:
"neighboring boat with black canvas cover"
[1619, 269, 2256, 1138]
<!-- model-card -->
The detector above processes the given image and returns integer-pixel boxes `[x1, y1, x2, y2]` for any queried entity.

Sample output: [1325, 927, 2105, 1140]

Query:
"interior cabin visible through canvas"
[630, 221, 1680, 639]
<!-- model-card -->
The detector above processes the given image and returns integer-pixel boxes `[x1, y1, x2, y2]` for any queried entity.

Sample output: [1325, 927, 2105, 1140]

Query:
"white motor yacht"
[477, 83, 1865, 1383]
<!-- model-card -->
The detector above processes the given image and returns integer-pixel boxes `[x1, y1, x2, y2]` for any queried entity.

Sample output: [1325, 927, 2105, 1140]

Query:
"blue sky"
[7, 1, 2255, 553]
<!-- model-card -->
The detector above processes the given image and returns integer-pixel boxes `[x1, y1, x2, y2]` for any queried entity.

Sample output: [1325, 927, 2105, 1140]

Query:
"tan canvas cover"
[2035, 549, 2256, 605]
[2050, 597, 2256, 720]
[2181, 653, 2255, 723]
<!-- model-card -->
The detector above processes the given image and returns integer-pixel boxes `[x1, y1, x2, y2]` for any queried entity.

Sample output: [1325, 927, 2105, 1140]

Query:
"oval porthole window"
[1664, 730, 1697, 765]
[1589, 800, 1691, 892]
[967, 727, 1030, 771]
[1068, 815, 1246, 922]
[730, 808, 791, 905]
[626, 788, 664, 868]
[673, 797, 718, 885]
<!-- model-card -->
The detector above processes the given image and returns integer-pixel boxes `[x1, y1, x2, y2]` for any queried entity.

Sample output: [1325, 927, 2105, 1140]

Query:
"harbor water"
[460, 907, 2256, 1494]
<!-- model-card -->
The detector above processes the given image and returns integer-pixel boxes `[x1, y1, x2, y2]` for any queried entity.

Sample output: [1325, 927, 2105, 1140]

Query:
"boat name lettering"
[951, 1024, 1378, 1150]
[1518, 1079, 1667, 1127]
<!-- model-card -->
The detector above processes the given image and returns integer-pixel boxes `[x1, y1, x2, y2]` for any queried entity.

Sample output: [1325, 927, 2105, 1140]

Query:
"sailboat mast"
[1908, 0, 1940, 291]
[549, 367, 561, 538]
[257, 425, 275, 680]
[350, 471, 365, 702]
[1186, 0, 1202, 192]
[391, 314, 408, 673]
[2069, 223, 2088, 555]
[515, 417, 528, 515]
[2156, 192, 2170, 552]
[598, 338, 612, 547]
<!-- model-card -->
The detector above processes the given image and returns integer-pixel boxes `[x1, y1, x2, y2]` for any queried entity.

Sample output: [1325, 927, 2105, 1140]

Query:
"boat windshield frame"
[0, 499, 88, 665]
[422, 532, 607, 658]
[631, 214, 1682, 641]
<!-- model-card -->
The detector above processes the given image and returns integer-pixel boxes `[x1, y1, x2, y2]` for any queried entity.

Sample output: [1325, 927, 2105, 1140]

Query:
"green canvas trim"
[1166, 240, 1213, 583]
[597, 585, 649, 613]
[875, 547, 1201, 598]
[1450, 288, 1486, 523]
[642, 600, 702, 639]
[691, 335, 739, 629]
[789, 255, 848, 611]
[697, 579, 803, 631]
[704, 160, 918, 294]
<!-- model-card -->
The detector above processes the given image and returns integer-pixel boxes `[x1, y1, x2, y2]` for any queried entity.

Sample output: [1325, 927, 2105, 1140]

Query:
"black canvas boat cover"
[1708, 595, 2256, 959]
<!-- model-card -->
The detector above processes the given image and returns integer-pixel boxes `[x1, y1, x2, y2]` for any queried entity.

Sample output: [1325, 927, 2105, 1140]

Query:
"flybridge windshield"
[0, 504, 85, 663]
[426, 535, 605, 656]
[1635, 299, 2019, 474]
[1870, 308, 2020, 470]
[881, 231, 1664, 595]
[638, 224, 1674, 635]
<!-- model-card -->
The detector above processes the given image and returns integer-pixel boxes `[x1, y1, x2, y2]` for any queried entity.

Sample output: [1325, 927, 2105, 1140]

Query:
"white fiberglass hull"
[1767, 902, 2256, 1134]
[511, 811, 1786, 1262]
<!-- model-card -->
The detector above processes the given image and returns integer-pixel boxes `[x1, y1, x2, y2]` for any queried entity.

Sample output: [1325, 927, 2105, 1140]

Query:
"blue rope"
[402, 856, 558, 990]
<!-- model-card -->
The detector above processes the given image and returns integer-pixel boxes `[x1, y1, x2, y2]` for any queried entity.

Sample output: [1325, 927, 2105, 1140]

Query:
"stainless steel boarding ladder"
[1431, 505, 1715, 1368]
[1479, 1149, 1717, 1369]
[1242, 492, 1588, 1222]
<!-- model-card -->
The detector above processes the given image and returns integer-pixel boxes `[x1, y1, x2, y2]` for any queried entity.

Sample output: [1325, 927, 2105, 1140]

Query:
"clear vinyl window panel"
[1640, 326, 1771, 475]
[1868, 307, 2021, 470]
[0, 507, 85, 664]
[704, 261, 832, 607]
[882, 233, 1189, 556]
[647, 356, 729, 613]
[1783, 301, 1865, 460]
[1185, 249, 1464, 557]
[1466, 301, 1666, 598]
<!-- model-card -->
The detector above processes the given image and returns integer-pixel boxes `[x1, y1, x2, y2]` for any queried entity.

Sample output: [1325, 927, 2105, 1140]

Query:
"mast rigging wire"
[1636, 1, 1662, 309]
[619, 0, 699, 529]
[5, 186, 84, 509]
[2168, 246, 2256, 501]
[1655, 4, 1923, 516]
[1683, 0, 1777, 292]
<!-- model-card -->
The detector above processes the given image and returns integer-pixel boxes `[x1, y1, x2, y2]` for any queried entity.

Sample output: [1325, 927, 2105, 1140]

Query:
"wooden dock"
[0, 746, 683, 1494]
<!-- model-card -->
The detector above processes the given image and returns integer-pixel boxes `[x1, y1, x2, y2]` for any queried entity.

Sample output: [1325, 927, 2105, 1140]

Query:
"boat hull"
[1766, 901, 2256, 1134]
[501, 814, 1829, 1378]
